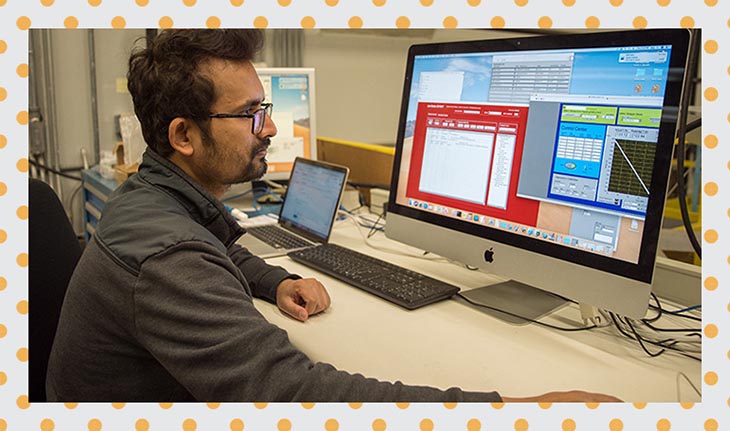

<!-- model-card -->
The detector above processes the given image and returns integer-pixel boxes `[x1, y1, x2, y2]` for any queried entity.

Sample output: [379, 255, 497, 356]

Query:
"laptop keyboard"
[288, 243, 460, 310]
[246, 225, 312, 250]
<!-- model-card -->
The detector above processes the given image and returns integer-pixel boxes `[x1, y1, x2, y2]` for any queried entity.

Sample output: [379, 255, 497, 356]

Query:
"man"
[47, 29, 617, 402]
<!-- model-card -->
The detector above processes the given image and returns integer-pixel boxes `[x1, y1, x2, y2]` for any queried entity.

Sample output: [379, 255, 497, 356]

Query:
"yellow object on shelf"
[316, 136, 395, 206]
[316, 136, 395, 187]
[664, 197, 701, 224]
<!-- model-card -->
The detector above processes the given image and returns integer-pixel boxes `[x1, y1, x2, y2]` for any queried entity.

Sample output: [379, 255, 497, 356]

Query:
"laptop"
[236, 157, 350, 258]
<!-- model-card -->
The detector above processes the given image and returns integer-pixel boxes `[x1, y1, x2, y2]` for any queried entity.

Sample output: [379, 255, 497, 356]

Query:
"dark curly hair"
[127, 29, 264, 157]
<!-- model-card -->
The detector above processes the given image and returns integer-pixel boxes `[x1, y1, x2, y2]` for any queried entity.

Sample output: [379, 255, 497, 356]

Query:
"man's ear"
[168, 118, 196, 157]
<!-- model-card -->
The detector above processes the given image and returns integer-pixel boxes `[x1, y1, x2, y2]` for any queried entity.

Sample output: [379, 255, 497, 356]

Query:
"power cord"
[609, 312, 701, 361]
[29, 159, 83, 181]
[645, 293, 702, 328]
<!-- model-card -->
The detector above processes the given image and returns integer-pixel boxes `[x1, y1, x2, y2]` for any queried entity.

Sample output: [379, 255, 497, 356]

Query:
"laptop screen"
[278, 158, 349, 241]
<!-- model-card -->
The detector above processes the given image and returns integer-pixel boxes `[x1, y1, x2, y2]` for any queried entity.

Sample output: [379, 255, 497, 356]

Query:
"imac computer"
[386, 29, 691, 320]
[256, 67, 318, 180]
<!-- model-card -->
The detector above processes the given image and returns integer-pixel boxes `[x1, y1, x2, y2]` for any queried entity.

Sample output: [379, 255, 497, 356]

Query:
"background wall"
[293, 29, 528, 145]
[30, 29, 700, 236]
[30, 29, 145, 234]
[33, 29, 533, 234]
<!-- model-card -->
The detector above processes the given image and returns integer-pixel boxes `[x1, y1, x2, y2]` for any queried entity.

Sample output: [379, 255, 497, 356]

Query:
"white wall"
[276, 29, 533, 144]
[44, 29, 144, 233]
[51, 29, 511, 165]
[49, 29, 144, 168]
[47, 30, 94, 169]
[91, 30, 147, 155]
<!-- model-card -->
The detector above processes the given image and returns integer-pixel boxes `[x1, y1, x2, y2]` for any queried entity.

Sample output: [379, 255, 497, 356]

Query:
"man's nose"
[260, 112, 277, 138]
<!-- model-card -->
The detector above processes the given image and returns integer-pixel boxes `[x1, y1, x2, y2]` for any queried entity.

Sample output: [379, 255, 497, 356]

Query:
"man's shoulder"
[95, 184, 225, 273]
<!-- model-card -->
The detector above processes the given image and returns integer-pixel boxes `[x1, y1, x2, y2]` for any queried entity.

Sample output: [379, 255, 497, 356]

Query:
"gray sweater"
[46, 150, 501, 402]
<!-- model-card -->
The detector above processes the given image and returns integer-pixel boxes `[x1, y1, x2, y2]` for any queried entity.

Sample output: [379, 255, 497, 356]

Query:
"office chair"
[28, 178, 83, 402]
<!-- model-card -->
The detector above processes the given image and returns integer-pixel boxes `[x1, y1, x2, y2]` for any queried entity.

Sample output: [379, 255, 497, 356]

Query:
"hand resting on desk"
[274, 277, 621, 402]
[276, 278, 331, 322]
[502, 390, 622, 402]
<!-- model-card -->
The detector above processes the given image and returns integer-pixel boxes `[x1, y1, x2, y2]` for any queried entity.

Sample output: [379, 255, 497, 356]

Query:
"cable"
[346, 181, 390, 190]
[29, 159, 83, 181]
[674, 28, 702, 259]
[221, 187, 257, 203]
[628, 308, 701, 344]
[31, 154, 48, 182]
[644, 309, 701, 324]
[661, 313, 701, 323]
[610, 312, 701, 361]
[366, 212, 385, 238]
[676, 371, 702, 399]
[625, 318, 665, 357]
[684, 117, 701, 133]
[455, 292, 599, 332]
[66, 183, 84, 237]
[339, 210, 448, 262]
[646, 293, 701, 325]
[664, 305, 701, 319]
[642, 293, 665, 323]
[641, 319, 700, 334]
[345, 182, 390, 215]
[338, 208, 382, 230]
[339, 210, 386, 233]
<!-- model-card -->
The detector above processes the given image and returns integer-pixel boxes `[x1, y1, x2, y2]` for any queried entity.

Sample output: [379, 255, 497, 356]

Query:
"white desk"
[253, 216, 701, 402]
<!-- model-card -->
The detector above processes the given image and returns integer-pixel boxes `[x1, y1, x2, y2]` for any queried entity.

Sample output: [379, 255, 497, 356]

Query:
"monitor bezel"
[387, 29, 691, 285]
[256, 67, 318, 180]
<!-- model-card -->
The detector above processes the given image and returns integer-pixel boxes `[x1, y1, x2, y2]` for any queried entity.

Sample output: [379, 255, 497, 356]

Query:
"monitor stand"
[457, 280, 568, 325]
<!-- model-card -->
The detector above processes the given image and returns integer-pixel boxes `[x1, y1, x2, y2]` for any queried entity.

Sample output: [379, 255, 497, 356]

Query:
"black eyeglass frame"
[209, 103, 273, 135]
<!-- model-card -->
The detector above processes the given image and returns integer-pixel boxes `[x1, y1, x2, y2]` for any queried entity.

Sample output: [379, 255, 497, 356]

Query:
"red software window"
[406, 102, 539, 226]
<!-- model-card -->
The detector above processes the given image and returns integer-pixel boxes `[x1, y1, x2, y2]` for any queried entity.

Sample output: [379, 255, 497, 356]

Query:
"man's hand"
[276, 278, 331, 322]
[502, 390, 622, 403]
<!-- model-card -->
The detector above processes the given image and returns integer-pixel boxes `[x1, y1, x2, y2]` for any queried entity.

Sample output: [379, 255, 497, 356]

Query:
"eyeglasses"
[209, 103, 273, 135]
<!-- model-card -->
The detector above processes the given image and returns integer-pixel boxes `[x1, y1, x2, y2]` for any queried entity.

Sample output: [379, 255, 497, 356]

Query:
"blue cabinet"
[81, 169, 119, 242]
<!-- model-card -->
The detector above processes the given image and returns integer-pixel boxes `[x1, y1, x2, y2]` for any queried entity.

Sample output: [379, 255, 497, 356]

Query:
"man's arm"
[134, 241, 501, 401]
[502, 391, 622, 402]
[228, 243, 331, 320]
[227, 243, 299, 302]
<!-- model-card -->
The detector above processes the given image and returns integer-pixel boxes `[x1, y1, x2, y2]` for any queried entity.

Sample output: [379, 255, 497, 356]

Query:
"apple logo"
[484, 247, 495, 263]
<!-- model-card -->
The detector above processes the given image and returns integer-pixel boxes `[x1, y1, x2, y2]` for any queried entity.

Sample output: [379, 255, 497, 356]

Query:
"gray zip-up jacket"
[46, 149, 501, 402]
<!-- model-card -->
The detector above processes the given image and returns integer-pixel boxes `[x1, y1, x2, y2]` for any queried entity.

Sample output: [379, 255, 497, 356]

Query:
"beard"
[200, 128, 270, 184]
[245, 139, 270, 182]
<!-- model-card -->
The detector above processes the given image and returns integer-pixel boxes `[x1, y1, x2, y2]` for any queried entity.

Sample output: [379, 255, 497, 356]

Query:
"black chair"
[28, 178, 83, 402]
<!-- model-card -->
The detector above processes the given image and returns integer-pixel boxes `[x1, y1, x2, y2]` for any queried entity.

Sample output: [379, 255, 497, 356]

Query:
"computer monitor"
[257, 67, 318, 180]
[386, 29, 691, 320]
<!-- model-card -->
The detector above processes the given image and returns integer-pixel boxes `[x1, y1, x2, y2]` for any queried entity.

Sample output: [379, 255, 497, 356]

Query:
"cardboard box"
[114, 163, 139, 184]
[316, 137, 394, 206]
[113, 142, 139, 184]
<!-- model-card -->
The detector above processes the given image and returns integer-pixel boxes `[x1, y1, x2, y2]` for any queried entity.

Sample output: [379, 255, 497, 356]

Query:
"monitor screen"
[257, 67, 318, 180]
[386, 29, 691, 319]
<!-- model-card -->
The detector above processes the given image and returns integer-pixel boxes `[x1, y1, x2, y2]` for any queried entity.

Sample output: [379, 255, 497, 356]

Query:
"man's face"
[193, 59, 277, 189]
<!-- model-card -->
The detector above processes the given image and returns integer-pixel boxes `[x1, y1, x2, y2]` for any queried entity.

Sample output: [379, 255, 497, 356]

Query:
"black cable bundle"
[674, 29, 702, 259]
